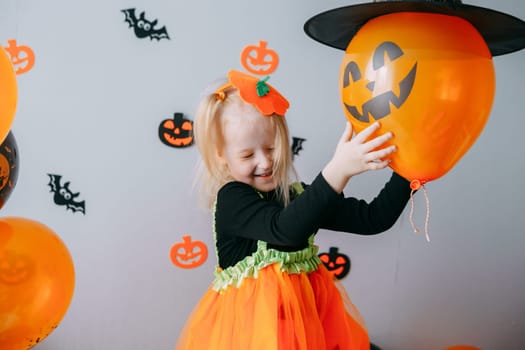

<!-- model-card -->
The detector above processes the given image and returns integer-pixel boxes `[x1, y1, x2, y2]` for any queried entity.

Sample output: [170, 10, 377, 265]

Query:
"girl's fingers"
[368, 159, 391, 170]
[338, 122, 353, 147]
[352, 121, 381, 143]
[363, 131, 393, 151]
[365, 145, 397, 162]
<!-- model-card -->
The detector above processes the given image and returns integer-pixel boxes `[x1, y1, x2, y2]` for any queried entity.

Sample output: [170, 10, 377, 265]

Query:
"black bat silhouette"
[121, 8, 170, 41]
[47, 174, 86, 214]
[291, 137, 306, 159]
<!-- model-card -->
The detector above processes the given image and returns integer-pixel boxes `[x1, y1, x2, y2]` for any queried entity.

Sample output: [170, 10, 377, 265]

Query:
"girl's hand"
[322, 122, 396, 193]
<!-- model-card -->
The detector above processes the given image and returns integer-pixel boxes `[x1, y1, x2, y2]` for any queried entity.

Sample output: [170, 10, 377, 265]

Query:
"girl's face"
[219, 102, 277, 192]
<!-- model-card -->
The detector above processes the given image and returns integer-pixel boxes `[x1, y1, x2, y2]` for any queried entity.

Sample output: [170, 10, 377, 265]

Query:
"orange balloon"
[0, 217, 75, 349]
[0, 47, 17, 144]
[444, 346, 480, 350]
[339, 12, 495, 185]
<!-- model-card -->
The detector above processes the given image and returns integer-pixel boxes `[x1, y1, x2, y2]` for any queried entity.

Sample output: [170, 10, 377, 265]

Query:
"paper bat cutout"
[121, 8, 170, 41]
[291, 137, 306, 159]
[47, 174, 86, 214]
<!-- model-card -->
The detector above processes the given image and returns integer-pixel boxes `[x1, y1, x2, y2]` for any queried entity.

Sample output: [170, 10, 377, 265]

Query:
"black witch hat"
[304, 0, 525, 56]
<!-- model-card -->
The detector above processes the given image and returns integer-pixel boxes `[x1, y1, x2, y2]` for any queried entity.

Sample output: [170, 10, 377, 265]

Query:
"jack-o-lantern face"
[170, 235, 208, 269]
[0, 132, 19, 210]
[339, 12, 495, 184]
[3, 39, 35, 75]
[158, 113, 194, 148]
[342, 41, 417, 123]
[0, 251, 33, 285]
[319, 247, 350, 280]
[241, 40, 279, 75]
[0, 153, 10, 191]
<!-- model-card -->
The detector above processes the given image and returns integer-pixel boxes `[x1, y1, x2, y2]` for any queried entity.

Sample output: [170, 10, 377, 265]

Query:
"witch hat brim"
[304, 1, 525, 56]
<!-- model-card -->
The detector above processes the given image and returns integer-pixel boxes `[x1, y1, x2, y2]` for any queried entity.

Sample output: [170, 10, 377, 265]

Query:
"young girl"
[176, 69, 412, 350]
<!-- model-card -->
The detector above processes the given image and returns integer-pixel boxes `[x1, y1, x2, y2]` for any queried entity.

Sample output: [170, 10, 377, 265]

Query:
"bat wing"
[121, 8, 137, 27]
[67, 200, 85, 214]
[292, 138, 306, 155]
[47, 174, 62, 193]
[149, 26, 170, 41]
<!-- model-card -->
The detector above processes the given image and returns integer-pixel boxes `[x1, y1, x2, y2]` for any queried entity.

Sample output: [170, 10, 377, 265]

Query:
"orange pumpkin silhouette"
[170, 235, 208, 269]
[3, 39, 35, 75]
[241, 40, 279, 75]
[340, 12, 495, 185]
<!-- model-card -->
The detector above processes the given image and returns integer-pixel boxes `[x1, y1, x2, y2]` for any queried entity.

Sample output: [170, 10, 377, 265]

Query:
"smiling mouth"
[254, 172, 272, 177]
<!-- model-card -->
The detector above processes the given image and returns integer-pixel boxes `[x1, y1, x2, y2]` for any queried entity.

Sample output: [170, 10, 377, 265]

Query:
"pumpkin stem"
[256, 76, 270, 97]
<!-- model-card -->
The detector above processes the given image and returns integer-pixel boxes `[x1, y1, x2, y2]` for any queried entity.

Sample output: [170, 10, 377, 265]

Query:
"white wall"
[1, 0, 524, 349]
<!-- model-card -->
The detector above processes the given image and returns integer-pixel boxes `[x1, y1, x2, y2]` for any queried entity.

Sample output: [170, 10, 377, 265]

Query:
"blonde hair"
[194, 83, 296, 209]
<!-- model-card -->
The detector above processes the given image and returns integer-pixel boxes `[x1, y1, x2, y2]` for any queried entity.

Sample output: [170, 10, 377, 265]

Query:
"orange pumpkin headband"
[215, 69, 289, 116]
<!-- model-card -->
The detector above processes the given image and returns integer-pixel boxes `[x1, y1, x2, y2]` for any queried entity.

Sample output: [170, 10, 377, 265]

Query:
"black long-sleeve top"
[215, 172, 412, 269]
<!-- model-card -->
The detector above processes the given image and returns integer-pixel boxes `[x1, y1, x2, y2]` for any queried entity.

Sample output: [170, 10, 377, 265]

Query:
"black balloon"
[0, 131, 19, 210]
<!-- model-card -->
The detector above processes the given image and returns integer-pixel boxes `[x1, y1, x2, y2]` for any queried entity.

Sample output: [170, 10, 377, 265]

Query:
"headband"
[215, 69, 290, 116]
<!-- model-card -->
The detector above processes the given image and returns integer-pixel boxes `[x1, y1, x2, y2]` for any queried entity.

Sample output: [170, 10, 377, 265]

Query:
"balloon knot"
[410, 179, 421, 190]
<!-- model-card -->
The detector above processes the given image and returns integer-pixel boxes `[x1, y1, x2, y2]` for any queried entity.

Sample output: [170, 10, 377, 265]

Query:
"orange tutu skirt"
[176, 260, 369, 350]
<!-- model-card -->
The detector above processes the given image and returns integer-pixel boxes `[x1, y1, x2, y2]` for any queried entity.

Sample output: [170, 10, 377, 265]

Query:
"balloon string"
[409, 189, 419, 233]
[408, 184, 431, 242]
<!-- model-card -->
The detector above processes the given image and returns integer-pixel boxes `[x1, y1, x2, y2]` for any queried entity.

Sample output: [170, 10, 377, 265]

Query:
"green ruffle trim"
[212, 241, 321, 292]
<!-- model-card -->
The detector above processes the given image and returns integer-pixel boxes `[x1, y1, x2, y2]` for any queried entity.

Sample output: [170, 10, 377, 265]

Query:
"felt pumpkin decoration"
[3, 39, 35, 75]
[0, 131, 19, 210]
[0, 217, 75, 350]
[318, 247, 351, 280]
[339, 12, 495, 186]
[0, 47, 17, 144]
[216, 69, 289, 117]
[240, 40, 279, 75]
[158, 113, 194, 148]
[170, 235, 208, 269]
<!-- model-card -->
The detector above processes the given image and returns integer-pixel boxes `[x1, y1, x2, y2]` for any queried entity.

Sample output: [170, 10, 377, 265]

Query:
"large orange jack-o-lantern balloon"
[0, 217, 75, 350]
[340, 12, 495, 185]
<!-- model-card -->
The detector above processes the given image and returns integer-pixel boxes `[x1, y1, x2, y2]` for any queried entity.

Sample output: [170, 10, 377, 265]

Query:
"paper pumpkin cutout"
[170, 235, 208, 269]
[339, 12, 494, 185]
[158, 113, 194, 148]
[318, 247, 351, 280]
[3, 39, 35, 75]
[241, 40, 279, 75]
